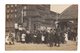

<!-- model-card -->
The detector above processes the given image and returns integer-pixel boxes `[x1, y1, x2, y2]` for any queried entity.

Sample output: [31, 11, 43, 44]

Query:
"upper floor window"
[11, 10, 13, 12]
[15, 4, 17, 7]
[24, 6, 27, 9]
[11, 5, 14, 7]
[6, 10, 9, 13]
[6, 14, 9, 19]
[6, 5, 9, 8]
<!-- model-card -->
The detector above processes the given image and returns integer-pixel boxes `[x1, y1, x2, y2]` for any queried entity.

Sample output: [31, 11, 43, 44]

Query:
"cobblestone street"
[5, 41, 77, 50]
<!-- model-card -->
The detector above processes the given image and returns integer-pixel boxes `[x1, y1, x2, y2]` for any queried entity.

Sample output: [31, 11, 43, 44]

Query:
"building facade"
[6, 4, 58, 32]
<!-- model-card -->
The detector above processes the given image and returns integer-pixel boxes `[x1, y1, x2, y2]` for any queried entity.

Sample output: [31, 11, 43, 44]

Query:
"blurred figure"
[18, 25, 23, 42]
[48, 29, 55, 47]
[33, 30, 38, 43]
[21, 29, 26, 43]
[43, 30, 49, 44]
[76, 36, 78, 45]
[5, 32, 10, 44]
[25, 30, 31, 43]
[36, 30, 42, 44]
[21, 33, 26, 43]
[30, 30, 35, 43]
[54, 28, 61, 47]
[64, 32, 68, 43]
[41, 34, 45, 43]
[5, 32, 14, 45]
[72, 30, 77, 41]
[60, 31, 65, 44]
[14, 23, 18, 42]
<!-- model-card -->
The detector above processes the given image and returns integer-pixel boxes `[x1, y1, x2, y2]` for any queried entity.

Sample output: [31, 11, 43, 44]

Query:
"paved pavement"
[5, 41, 77, 51]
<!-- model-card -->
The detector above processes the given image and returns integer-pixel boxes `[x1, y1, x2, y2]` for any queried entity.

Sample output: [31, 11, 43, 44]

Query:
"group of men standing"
[14, 23, 70, 47]
[6, 23, 77, 47]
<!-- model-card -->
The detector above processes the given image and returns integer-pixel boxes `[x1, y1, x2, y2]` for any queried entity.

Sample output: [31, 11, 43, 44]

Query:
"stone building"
[6, 4, 58, 32]
[6, 4, 15, 32]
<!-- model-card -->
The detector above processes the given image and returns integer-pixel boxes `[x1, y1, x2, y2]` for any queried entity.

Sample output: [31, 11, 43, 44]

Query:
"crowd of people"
[5, 24, 77, 47]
